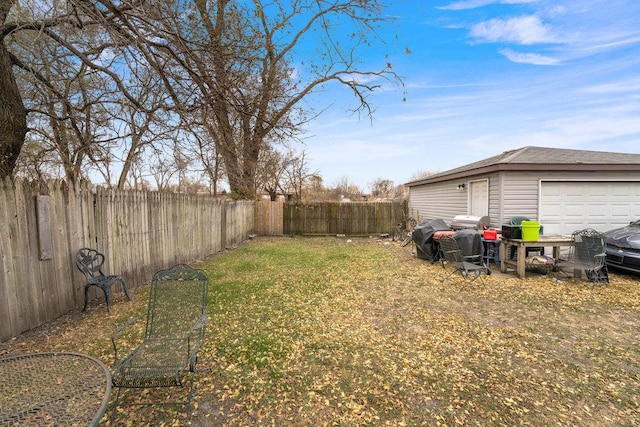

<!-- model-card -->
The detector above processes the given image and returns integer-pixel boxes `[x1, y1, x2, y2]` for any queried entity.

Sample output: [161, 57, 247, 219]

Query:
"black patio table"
[0, 352, 112, 426]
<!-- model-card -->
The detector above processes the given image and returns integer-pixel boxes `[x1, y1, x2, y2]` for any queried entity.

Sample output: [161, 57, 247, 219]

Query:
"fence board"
[50, 181, 74, 316]
[10, 180, 33, 334]
[0, 178, 18, 339]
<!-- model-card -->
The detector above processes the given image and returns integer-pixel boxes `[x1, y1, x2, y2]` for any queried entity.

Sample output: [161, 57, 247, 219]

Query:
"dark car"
[604, 220, 640, 275]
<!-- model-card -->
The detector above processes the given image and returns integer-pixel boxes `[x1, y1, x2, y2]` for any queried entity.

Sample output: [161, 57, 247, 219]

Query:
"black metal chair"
[571, 228, 609, 286]
[75, 247, 131, 312]
[439, 235, 491, 287]
[110, 264, 209, 421]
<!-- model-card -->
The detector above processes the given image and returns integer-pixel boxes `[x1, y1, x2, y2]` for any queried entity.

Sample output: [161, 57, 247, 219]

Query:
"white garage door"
[540, 181, 640, 235]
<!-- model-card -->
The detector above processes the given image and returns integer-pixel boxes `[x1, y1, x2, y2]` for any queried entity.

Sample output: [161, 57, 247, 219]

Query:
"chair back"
[572, 228, 606, 270]
[438, 236, 464, 265]
[76, 248, 106, 281]
[509, 216, 530, 226]
[145, 264, 209, 340]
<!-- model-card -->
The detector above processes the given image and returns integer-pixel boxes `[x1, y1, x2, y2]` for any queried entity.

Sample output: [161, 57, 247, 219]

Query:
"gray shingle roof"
[498, 146, 640, 164]
[407, 146, 640, 186]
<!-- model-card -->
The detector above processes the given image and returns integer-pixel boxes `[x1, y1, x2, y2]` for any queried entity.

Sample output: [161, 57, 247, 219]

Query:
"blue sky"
[299, 0, 640, 191]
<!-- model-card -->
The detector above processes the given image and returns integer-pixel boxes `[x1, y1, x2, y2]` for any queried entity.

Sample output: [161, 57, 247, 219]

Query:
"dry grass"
[2, 236, 639, 426]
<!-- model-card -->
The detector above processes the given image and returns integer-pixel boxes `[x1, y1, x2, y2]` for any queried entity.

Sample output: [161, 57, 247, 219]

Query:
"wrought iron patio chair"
[76, 247, 131, 312]
[571, 228, 609, 286]
[110, 264, 209, 421]
[439, 235, 491, 287]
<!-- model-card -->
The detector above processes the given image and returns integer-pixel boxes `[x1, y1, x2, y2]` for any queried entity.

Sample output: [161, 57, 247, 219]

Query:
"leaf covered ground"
[2, 236, 639, 426]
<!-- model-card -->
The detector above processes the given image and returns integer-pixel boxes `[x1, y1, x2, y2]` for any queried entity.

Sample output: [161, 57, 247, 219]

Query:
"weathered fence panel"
[225, 200, 255, 247]
[255, 200, 284, 235]
[283, 201, 406, 236]
[0, 178, 254, 342]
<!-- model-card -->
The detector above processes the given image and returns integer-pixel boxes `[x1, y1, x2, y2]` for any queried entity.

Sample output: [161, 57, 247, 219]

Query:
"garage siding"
[500, 171, 540, 223]
[408, 180, 467, 224]
[408, 172, 500, 227]
[488, 173, 502, 227]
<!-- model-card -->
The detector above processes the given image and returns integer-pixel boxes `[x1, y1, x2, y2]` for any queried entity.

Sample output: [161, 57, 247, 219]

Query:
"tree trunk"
[0, 9, 28, 178]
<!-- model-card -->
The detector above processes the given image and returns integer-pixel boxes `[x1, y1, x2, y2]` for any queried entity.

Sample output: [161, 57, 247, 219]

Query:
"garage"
[540, 181, 640, 235]
[406, 146, 640, 233]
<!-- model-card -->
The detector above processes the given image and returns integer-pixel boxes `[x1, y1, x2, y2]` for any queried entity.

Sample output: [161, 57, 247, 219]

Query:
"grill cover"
[412, 219, 451, 261]
[451, 215, 490, 230]
[453, 229, 484, 261]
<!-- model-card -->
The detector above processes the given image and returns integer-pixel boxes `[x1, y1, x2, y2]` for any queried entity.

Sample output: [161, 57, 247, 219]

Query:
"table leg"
[500, 240, 507, 273]
[517, 244, 526, 278]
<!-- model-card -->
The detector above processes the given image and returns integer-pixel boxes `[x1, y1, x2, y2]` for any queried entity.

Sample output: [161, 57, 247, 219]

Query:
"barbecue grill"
[450, 215, 490, 231]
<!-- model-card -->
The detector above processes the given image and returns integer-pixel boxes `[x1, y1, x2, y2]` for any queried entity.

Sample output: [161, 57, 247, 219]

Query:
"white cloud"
[470, 15, 557, 45]
[544, 106, 640, 138]
[439, 1, 640, 62]
[581, 79, 640, 94]
[439, 0, 536, 11]
[499, 48, 560, 65]
[574, 34, 640, 56]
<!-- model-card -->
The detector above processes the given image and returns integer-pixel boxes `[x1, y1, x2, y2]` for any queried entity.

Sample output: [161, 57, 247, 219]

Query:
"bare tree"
[369, 178, 395, 199]
[112, 77, 175, 189]
[283, 149, 318, 201]
[178, 109, 226, 195]
[254, 146, 318, 201]
[333, 175, 363, 201]
[302, 174, 327, 201]
[96, 0, 402, 198]
[149, 150, 178, 191]
[13, 133, 62, 180]
[1, 0, 165, 181]
[15, 45, 117, 184]
[257, 145, 288, 201]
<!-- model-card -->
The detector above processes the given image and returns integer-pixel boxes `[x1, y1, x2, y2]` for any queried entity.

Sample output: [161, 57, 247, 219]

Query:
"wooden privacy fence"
[283, 201, 407, 236]
[0, 179, 254, 342]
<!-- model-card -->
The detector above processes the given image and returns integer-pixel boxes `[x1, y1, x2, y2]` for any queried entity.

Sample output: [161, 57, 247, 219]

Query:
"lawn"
[2, 236, 639, 426]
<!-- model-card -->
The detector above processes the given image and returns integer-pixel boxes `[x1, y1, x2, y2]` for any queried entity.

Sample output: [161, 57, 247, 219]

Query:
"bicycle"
[392, 221, 405, 242]
[392, 216, 417, 247]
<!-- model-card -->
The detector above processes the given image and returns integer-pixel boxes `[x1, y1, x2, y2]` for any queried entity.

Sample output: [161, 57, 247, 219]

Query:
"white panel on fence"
[36, 195, 53, 260]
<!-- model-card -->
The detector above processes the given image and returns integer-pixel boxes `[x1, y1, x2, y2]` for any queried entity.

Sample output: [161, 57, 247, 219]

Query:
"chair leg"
[120, 277, 132, 301]
[442, 268, 458, 285]
[83, 285, 90, 312]
[186, 370, 196, 419]
[110, 386, 123, 424]
[585, 267, 609, 290]
[102, 286, 112, 313]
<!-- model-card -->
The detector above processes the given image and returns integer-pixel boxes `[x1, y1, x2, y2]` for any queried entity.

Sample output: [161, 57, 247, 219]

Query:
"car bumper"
[605, 245, 640, 275]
